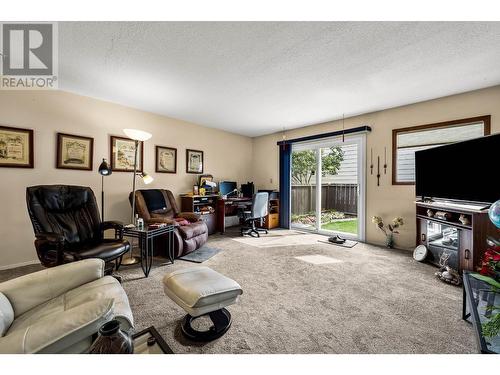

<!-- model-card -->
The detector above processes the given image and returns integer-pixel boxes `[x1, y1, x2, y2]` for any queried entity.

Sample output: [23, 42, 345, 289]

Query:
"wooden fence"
[291, 184, 358, 215]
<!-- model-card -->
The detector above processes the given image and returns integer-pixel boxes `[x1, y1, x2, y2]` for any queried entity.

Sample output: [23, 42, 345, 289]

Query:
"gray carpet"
[178, 246, 221, 263]
[0, 229, 475, 354]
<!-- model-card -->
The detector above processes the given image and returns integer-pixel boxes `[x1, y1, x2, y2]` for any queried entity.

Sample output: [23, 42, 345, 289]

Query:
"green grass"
[321, 218, 358, 234]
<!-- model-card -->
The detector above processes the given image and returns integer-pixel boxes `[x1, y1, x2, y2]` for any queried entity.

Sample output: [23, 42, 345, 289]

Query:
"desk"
[216, 197, 252, 234]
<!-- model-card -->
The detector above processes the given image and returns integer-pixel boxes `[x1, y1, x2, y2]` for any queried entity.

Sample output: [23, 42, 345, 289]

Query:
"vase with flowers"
[372, 216, 404, 248]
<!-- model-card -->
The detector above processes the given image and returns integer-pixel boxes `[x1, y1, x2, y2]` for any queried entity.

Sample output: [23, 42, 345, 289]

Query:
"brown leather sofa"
[131, 189, 208, 258]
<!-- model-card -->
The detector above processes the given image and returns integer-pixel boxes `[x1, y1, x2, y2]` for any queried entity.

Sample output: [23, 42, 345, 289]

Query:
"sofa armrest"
[0, 259, 105, 317]
[178, 212, 201, 222]
[0, 299, 114, 353]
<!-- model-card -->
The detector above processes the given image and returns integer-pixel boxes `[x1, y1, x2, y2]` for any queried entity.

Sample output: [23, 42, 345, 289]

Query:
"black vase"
[89, 319, 134, 354]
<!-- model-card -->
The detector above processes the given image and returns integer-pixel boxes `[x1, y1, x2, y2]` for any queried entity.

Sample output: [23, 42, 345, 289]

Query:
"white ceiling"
[59, 22, 500, 137]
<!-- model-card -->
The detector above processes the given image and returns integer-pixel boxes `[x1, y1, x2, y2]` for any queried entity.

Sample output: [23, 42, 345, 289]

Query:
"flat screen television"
[415, 133, 500, 204]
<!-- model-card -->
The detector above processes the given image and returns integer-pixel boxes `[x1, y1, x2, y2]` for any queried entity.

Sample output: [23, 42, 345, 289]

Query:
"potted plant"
[372, 216, 404, 248]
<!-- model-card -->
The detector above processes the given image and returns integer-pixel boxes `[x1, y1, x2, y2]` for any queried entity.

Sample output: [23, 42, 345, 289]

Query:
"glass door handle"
[421, 233, 426, 242]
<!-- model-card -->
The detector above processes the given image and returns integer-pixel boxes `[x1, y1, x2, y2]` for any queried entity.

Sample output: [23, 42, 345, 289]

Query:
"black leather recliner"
[26, 185, 130, 269]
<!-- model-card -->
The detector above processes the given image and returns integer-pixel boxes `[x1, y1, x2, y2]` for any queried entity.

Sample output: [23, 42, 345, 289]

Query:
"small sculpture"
[434, 251, 461, 286]
[426, 209, 434, 217]
[458, 214, 470, 225]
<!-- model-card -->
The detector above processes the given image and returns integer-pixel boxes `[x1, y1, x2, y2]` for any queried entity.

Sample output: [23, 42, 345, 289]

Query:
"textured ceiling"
[59, 22, 500, 137]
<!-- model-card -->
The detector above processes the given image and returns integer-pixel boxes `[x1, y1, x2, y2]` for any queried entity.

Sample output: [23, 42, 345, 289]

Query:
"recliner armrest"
[0, 298, 114, 353]
[34, 232, 65, 267]
[178, 212, 201, 222]
[35, 232, 65, 243]
[101, 220, 125, 231]
[0, 259, 106, 317]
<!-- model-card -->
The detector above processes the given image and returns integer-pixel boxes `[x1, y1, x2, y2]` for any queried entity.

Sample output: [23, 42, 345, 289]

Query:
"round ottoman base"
[182, 308, 232, 342]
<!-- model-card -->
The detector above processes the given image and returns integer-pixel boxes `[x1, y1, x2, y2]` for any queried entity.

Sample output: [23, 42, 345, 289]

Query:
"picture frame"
[155, 145, 177, 173]
[0, 125, 34, 168]
[56, 133, 94, 170]
[198, 174, 213, 187]
[110, 135, 144, 172]
[186, 149, 204, 174]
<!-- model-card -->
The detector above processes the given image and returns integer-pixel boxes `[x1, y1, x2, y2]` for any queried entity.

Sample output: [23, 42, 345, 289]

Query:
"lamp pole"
[101, 174, 105, 223]
[131, 139, 139, 225]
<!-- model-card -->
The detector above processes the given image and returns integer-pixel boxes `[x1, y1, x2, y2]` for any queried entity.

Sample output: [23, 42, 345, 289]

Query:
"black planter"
[89, 319, 134, 354]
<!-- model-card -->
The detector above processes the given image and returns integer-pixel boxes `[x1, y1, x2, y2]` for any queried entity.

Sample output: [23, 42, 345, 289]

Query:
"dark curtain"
[279, 143, 291, 229]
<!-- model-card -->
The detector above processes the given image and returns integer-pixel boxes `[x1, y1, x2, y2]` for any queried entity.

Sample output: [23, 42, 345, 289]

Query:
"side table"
[123, 224, 175, 277]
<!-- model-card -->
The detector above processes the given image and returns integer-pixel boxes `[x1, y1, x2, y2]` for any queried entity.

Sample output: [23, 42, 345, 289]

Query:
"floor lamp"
[122, 128, 154, 266]
[98, 158, 112, 223]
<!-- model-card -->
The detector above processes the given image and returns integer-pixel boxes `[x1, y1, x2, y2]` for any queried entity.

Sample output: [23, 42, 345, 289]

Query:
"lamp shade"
[98, 159, 112, 176]
[123, 128, 152, 141]
[141, 172, 154, 185]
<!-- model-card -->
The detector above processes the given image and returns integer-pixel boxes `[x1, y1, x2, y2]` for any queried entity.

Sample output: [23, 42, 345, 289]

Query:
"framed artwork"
[155, 146, 177, 173]
[0, 125, 34, 168]
[56, 133, 94, 170]
[110, 135, 143, 172]
[186, 149, 204, 174]
[198, 174, 213, 187]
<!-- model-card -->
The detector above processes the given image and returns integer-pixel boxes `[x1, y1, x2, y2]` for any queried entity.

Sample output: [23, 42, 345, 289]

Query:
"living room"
[1, 1, 500, 373]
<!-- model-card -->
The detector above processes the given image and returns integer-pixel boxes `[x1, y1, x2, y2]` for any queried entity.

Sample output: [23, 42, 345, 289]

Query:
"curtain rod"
[276, 125, 371, 146]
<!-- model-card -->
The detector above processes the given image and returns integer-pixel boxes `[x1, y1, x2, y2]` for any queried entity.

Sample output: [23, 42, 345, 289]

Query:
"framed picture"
[0, 125, 34, 168]
[110, 135, 143, 172]
[155, 146, 177, 173]
[186, 149, 203, 174]
[198, 174, 213, 187]
[56, 133, 94, 170]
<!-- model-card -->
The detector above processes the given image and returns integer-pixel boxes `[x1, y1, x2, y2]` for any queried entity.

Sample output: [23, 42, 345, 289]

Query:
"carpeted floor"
[0, 229, 475, 354]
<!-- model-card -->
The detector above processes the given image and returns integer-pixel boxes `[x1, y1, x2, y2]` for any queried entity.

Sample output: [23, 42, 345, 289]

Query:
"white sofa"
[0, 259, 134, 353]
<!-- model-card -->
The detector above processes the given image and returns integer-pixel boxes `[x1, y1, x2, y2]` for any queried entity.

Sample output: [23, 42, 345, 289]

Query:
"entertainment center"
[415, 200, 495, 272]
[414, 132, 500, 273]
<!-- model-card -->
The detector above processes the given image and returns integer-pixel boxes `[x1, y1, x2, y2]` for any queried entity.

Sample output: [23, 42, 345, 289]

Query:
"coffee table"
[123, 224, 175, 277]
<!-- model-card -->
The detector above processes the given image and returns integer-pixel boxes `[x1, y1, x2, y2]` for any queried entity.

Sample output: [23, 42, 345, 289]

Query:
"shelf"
[416, 214, 472, 230]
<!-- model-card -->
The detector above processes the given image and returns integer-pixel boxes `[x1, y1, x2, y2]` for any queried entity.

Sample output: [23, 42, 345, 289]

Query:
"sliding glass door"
[290, 135, 365, 240]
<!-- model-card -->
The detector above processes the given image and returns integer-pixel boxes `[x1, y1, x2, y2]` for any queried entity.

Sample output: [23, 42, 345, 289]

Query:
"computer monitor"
[219, 181, 237, 196]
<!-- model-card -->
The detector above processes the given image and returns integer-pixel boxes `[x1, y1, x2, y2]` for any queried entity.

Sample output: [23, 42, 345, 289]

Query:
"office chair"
[241, 192, 269, 237]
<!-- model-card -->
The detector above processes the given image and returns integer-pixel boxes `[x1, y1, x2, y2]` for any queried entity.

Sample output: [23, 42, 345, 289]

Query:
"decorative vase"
[89, 319, 134, 354]
[385, 233, 394, 248]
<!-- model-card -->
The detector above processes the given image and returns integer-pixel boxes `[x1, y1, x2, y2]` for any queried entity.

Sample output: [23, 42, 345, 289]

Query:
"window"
[392, 116, 490, 185]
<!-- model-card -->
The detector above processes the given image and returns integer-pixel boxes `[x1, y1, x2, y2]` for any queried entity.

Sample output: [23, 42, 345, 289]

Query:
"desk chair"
[241, 192, 269, 237]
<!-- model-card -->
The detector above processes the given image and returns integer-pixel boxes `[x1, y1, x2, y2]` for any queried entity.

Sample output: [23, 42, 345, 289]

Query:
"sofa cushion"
[177, 221, 207, 240]
[0, 292, 14, 336]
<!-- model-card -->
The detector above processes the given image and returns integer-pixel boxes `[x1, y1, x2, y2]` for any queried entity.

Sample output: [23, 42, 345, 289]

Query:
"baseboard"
[0, 259, 40, 271]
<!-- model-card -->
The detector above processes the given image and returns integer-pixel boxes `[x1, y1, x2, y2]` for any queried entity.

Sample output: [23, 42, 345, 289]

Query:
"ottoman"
[162, 267, 243, 341]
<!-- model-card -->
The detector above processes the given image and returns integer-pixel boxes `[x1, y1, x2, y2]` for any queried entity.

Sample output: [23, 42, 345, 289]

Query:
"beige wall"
[0, 90, 253, 269]
[1, 85, 499, 268]
[252, 85, 500, 249]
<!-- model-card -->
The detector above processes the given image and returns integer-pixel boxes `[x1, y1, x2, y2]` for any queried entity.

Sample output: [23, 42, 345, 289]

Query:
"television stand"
[415, 201, 497, 273]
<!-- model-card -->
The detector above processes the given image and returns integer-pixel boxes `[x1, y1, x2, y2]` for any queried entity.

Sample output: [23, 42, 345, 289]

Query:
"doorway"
[290, 134, 366, 241]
